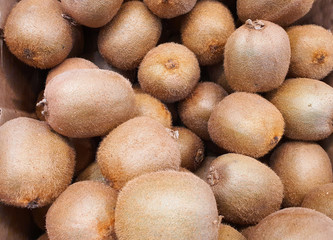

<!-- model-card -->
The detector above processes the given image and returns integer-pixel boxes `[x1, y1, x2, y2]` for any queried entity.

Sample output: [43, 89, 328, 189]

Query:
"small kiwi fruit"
[46, 181, 118, 240]
[208, 92, 285, 158]
[97, 117, 181, 190]
[115, 171, 220, 240]
[195, 156, 216, 183]
[287, 24, 333, 79]
[98, 1, 162, 70]
[269, 141, 333, 207]
[267, 78, 333, 141]
[178, 82, 228, 140]
[32, 205, 50, 230]
[218, 224, 246, 240]
[4, 0, 74, 69]
[143, 0, 196, 19]
[138, 42, 200, 103]
[37, 234, 49, 240]
[0, 117, 75, 208]
[76, 162, 109, 185]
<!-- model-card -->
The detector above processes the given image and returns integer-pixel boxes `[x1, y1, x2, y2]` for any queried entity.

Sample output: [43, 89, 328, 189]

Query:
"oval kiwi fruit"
[224, 19, 291, 92]
[269, 141, 333, 207]
[4, 0, 73, 69]
[181, 0, 235, 65]
[143, 0, 196, 19]
[138, 42, 200, 103]
[76, 162, 109, 185]
[43, 69, 136, 138]
[287, 24, 333, 79]
[0, 117, 75, 208]
[267, 78, 333, 141]
[208, 92, 285, 158]
[115, 171, 220, 240]
[46, 181, 118, 240]
[218, 224, 246, 240]
[98, 1, 162, 70]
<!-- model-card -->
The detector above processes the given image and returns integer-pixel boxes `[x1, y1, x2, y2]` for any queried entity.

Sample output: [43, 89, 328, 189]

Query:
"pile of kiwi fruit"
[0, 0, 333, 239]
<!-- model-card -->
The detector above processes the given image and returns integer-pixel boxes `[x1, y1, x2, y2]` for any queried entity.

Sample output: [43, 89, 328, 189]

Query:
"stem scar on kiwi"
[36, 98, 48, 117]
[61, 14, 78, 26]
[245, 19, 265, 30]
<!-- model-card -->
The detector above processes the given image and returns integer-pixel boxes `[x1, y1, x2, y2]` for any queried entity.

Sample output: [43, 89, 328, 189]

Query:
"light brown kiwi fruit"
[46, 181, 118, 240]
[237, 0, 314, 27]
[248, 207, 333, 240]
[181, 0, 235, 65]
[43, 69, 136, 138]
[207, 62, 234, 93]
[76, 162, 109, 185]
[287, 25, 333, 79]
[0, 117, 75, 208]
[37, 234, 49, 240]
[178, 82, 228, 140]
[208, 92, 285, 158]
[71, 138, 97, 176]
[143, 0, 196, 19]
[195, 156, 216, 182]
[115, 171, 220, 240]
[267, 78, 333, 141]
[224, 20, 291, 92]
[32, 205, 50, 230]
[269, 141, 333, 207]
[4, 0, 73, 69]
[138, 42, 200, 103]
[208, 153, 284, 225]
[98, 1, 162, 70]
[61, 0, 123, 28]
[172, 126, 205, 171]
[97, 116, 181, 190]
[218, 224, 246, 240]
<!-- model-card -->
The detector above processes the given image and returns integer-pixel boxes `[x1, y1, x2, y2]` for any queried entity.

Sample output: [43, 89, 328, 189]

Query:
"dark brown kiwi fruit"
[4, 0, 74, 69]
[143, 0, 196, 19]
[218, 224, 246, 240]
[76, 162, 109, 185]
[0, 117, 75, 208]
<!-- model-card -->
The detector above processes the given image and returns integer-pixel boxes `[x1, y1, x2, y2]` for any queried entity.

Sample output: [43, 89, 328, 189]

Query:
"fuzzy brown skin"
[224, 20, 291, 92]
[181, 0, 235, 65]
[208, 92, 284, 158]
[237, 0, 314, 27]
[46, 58, 98, 85]
[98, 1, 162, 70]
[115, 171, 220, 240]
[97, 117, 181, 190]
[138, 42, 200, 103]
[194, 156, 216, 183]
[178, 82, 228, 140]
[76, 162, 109, 185]
[144, 0, 196, 19]
[37, 234, 49, 240]
[61, 0, 123, 28]
[248, 207, 333, 240]
[267, 78, 333, 141]
[269, 141, 333, 207]
[240, 226, 256, 239]
[71, 138, 97, 175]
[172, 126, 205, 171]
[287, 25, 333, 79]
[0, 117, 75, 208]
[207, 62, 234, 93]
[4, 0, 73, 69]
[218, 224, 246, 240]
[208, 153, 284, 225]
[32, 205, 50, 230]
[44, 69, 136, 138]
[46, 181, 118, 240]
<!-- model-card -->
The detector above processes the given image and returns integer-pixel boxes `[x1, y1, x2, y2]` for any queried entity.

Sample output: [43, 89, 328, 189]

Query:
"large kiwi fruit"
[267, 78, 333, 141]
[76, 162, 109, 185]
[115, 171, 220, 240]
[46, 181, 118, 240]
[218, 224, 246, 240]
[4, 0, 73, 69]
[0, 117, 75, 208]
[97, 116, 181, 190]
[269, 141, 333, 207]
[208, 92, 285, 158]
[144, 0, 196, 19]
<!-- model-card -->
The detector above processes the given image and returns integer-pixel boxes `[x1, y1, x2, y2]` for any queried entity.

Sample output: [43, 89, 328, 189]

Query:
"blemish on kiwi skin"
[165, 59, 179, 69]
[312, 50, 328, 64]
[195, 149, 204, 165]
[61, 14, 78, 26]
[308, 103, 312, 107]
[23, 49, 34, 59]
[207, 166, 219, 186]
[270, 136, 279, 145]
[26, 198, 40, 209]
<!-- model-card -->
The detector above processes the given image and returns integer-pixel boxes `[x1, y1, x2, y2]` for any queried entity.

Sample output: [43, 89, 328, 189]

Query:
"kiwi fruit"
[0, 117, 75, 208]
[267, 78, 333, 141]
[4, 0, 74, 69]
[208, 92, 285, 158]
[43, 69, 136, 138]
[115, 171, 220, 240]
[143, 0, 196, 19]
[208, 153, 283, 225]
[61, 0, 123, 28]
[97, 116, 181, 190]
[46, 181, 118, 240]
[224, 20, 291, 92]
[287, 24, 333, 79]
[181, 0, 235, 65]
[178, 82, 228, 140]
[240, 226, 256, 239]
[76, 162, 109, 185]
[195, 156, 216, 182]
[172, 126, 205, 171]
[218, 224, 246, 240]
[248, 207, 333, 239]
[98, 1, 162, 70]
[207, 62, 234, 93]
[71, 138, 97, 175]
[37, 234, 49, 240]
[32, 205, 50, 230]
[237, 0, 315, 27]
[138, 42, 200, 103]
[269, 141, 333, 207]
